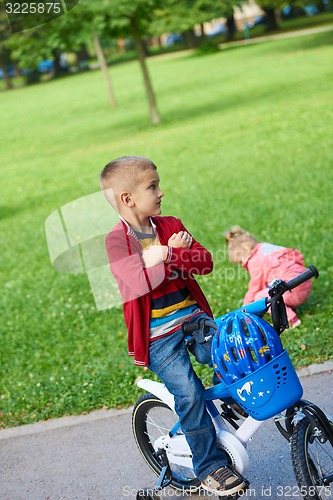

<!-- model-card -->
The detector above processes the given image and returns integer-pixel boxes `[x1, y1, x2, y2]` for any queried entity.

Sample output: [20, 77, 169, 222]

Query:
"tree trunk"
[226, 14, 237, 41]
[200, 23, 205, 40]
[130, 16, 160, 125]
[12, 60, 23, 77]
[183, 28, 198, 49]
[0, 52, 13, 90]
[264, 8, 279, 31]
[142, 38, 149, 57]
[93, 34, 116, 108]
[76, 46, 89, 72]
[52, 49, 69, 78]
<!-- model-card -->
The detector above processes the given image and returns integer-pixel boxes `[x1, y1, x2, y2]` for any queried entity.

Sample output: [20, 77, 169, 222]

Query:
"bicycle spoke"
[144, 406, 195, 480]
[309, 444, 333, 484]
[292, 418, 333, 499]
[305, 428, 333, 497]
[145, 409, 175, 437]
[133, 394, 200, 490]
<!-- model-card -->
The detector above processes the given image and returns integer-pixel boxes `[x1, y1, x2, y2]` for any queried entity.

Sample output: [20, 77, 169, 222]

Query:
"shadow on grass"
[105, 31, 333, 135]
[35, 27, 331, 151]
[109, 73, 316, 135]
[0, 204, 23, 220]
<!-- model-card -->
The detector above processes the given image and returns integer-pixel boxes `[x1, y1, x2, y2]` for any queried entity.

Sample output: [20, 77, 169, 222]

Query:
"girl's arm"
[243, 256, 266, 304]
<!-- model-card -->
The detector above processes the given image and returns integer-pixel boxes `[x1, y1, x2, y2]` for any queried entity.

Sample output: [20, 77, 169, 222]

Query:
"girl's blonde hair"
[225, 226, 258, 264]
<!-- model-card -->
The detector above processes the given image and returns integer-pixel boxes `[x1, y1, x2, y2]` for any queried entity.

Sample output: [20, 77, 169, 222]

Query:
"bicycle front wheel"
[132, 392, 200, 491]
[291, 417, 333, 499]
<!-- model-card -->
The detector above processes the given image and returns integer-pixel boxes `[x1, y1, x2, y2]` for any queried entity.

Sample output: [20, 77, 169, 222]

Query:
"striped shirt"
[135, 230, 202, 340]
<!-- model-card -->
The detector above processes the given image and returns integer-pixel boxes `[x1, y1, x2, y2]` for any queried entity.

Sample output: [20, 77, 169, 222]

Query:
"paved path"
[150, 23, 333, 63]
[1, 368, 332, 499]
[218, 23, 333, 49]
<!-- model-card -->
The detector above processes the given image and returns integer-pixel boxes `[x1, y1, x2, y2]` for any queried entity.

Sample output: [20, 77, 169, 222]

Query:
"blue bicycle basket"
[212, 312, 303, 420]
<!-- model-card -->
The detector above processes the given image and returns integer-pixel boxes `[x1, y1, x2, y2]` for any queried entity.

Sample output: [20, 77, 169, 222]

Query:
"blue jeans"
[148, 313, 228, 480]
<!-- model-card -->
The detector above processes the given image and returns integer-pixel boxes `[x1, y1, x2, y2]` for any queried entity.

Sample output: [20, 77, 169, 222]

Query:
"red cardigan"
[105, 216, 213, 366]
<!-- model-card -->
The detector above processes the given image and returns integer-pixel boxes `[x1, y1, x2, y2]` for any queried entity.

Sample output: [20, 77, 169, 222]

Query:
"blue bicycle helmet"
[212, 312, 283, 385]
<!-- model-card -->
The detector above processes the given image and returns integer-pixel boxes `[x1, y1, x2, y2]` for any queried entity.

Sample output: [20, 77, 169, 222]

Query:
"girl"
[225, 226, 312, 328]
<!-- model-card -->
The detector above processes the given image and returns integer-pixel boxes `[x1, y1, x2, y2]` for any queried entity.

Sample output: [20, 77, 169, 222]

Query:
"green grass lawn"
[1, 30, 333, 428]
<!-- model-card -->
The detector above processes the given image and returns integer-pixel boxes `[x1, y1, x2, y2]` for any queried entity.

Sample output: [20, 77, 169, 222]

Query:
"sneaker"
[201, 465, 247, 497]
[289, 316, 301, 329]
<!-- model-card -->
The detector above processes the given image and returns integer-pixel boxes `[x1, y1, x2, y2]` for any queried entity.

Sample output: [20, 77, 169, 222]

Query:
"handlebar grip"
[286, 265, 319, 291]
[182, 321, 200, 334]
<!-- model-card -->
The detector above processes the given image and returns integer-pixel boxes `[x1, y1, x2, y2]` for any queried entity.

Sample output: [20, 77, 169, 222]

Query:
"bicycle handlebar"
[182, 265, 319, 338]
[285, 265, 319, 291]
[268, 265, 319, 334]
[182, 322, 200, 334]
[182, 318, 217, 336]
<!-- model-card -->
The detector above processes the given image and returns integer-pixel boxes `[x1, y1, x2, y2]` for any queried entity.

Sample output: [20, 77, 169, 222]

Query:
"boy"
[100, 156, 247, 497]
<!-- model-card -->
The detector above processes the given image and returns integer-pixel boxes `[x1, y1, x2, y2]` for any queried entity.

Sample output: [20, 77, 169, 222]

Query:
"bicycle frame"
[137, 377, 265, 476]
[214, 297, 268, 330]
[135, 267, 333, 499]
[136, 297, 272, 474]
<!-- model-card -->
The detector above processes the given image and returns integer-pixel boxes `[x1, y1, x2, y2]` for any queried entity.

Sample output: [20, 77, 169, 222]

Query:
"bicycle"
[132, 265, 333, 500]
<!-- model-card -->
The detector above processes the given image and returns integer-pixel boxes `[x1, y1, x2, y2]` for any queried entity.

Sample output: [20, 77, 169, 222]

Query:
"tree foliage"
[0, 8, 15, 89]
[4, 1, 108, 71]
[255, 0, 308, 30]
[150, 0, 235, 33]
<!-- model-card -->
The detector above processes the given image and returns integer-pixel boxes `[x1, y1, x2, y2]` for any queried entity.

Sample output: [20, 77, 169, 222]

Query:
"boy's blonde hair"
[100, 156, 157, 210]
[225, 225, 258, 264]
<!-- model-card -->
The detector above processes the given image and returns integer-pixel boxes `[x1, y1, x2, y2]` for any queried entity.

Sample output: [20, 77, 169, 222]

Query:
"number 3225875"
[277, 485, 332, 497]
[5, 3, 61, 14]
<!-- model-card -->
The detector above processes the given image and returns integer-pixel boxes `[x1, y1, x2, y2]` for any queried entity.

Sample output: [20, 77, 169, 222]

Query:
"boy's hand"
[168, 231, 192, 249]
[142, 245, 168, 268]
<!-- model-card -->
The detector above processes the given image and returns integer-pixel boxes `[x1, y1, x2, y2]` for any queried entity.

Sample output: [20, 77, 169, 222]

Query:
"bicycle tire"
[132, 392, 200, 491]
[291, 417, 333, 499]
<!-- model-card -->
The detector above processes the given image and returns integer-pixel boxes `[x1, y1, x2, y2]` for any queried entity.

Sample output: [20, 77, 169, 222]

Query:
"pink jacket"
[243, 243, 310, 304]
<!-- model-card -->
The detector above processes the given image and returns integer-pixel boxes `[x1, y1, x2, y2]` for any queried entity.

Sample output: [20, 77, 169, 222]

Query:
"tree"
[0, 10, 14, 89]
[149, 0, 203, 49]
[196, 0, 238, 41]
[255, 0, 308, 31]
[106, 0, 162, 124]
[5, 0, 164, 121]
[4, 1, 117, 105]
[150, 0, 239, 47]
[93, 34, 116, 108]
[256, 0, 280, 30]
